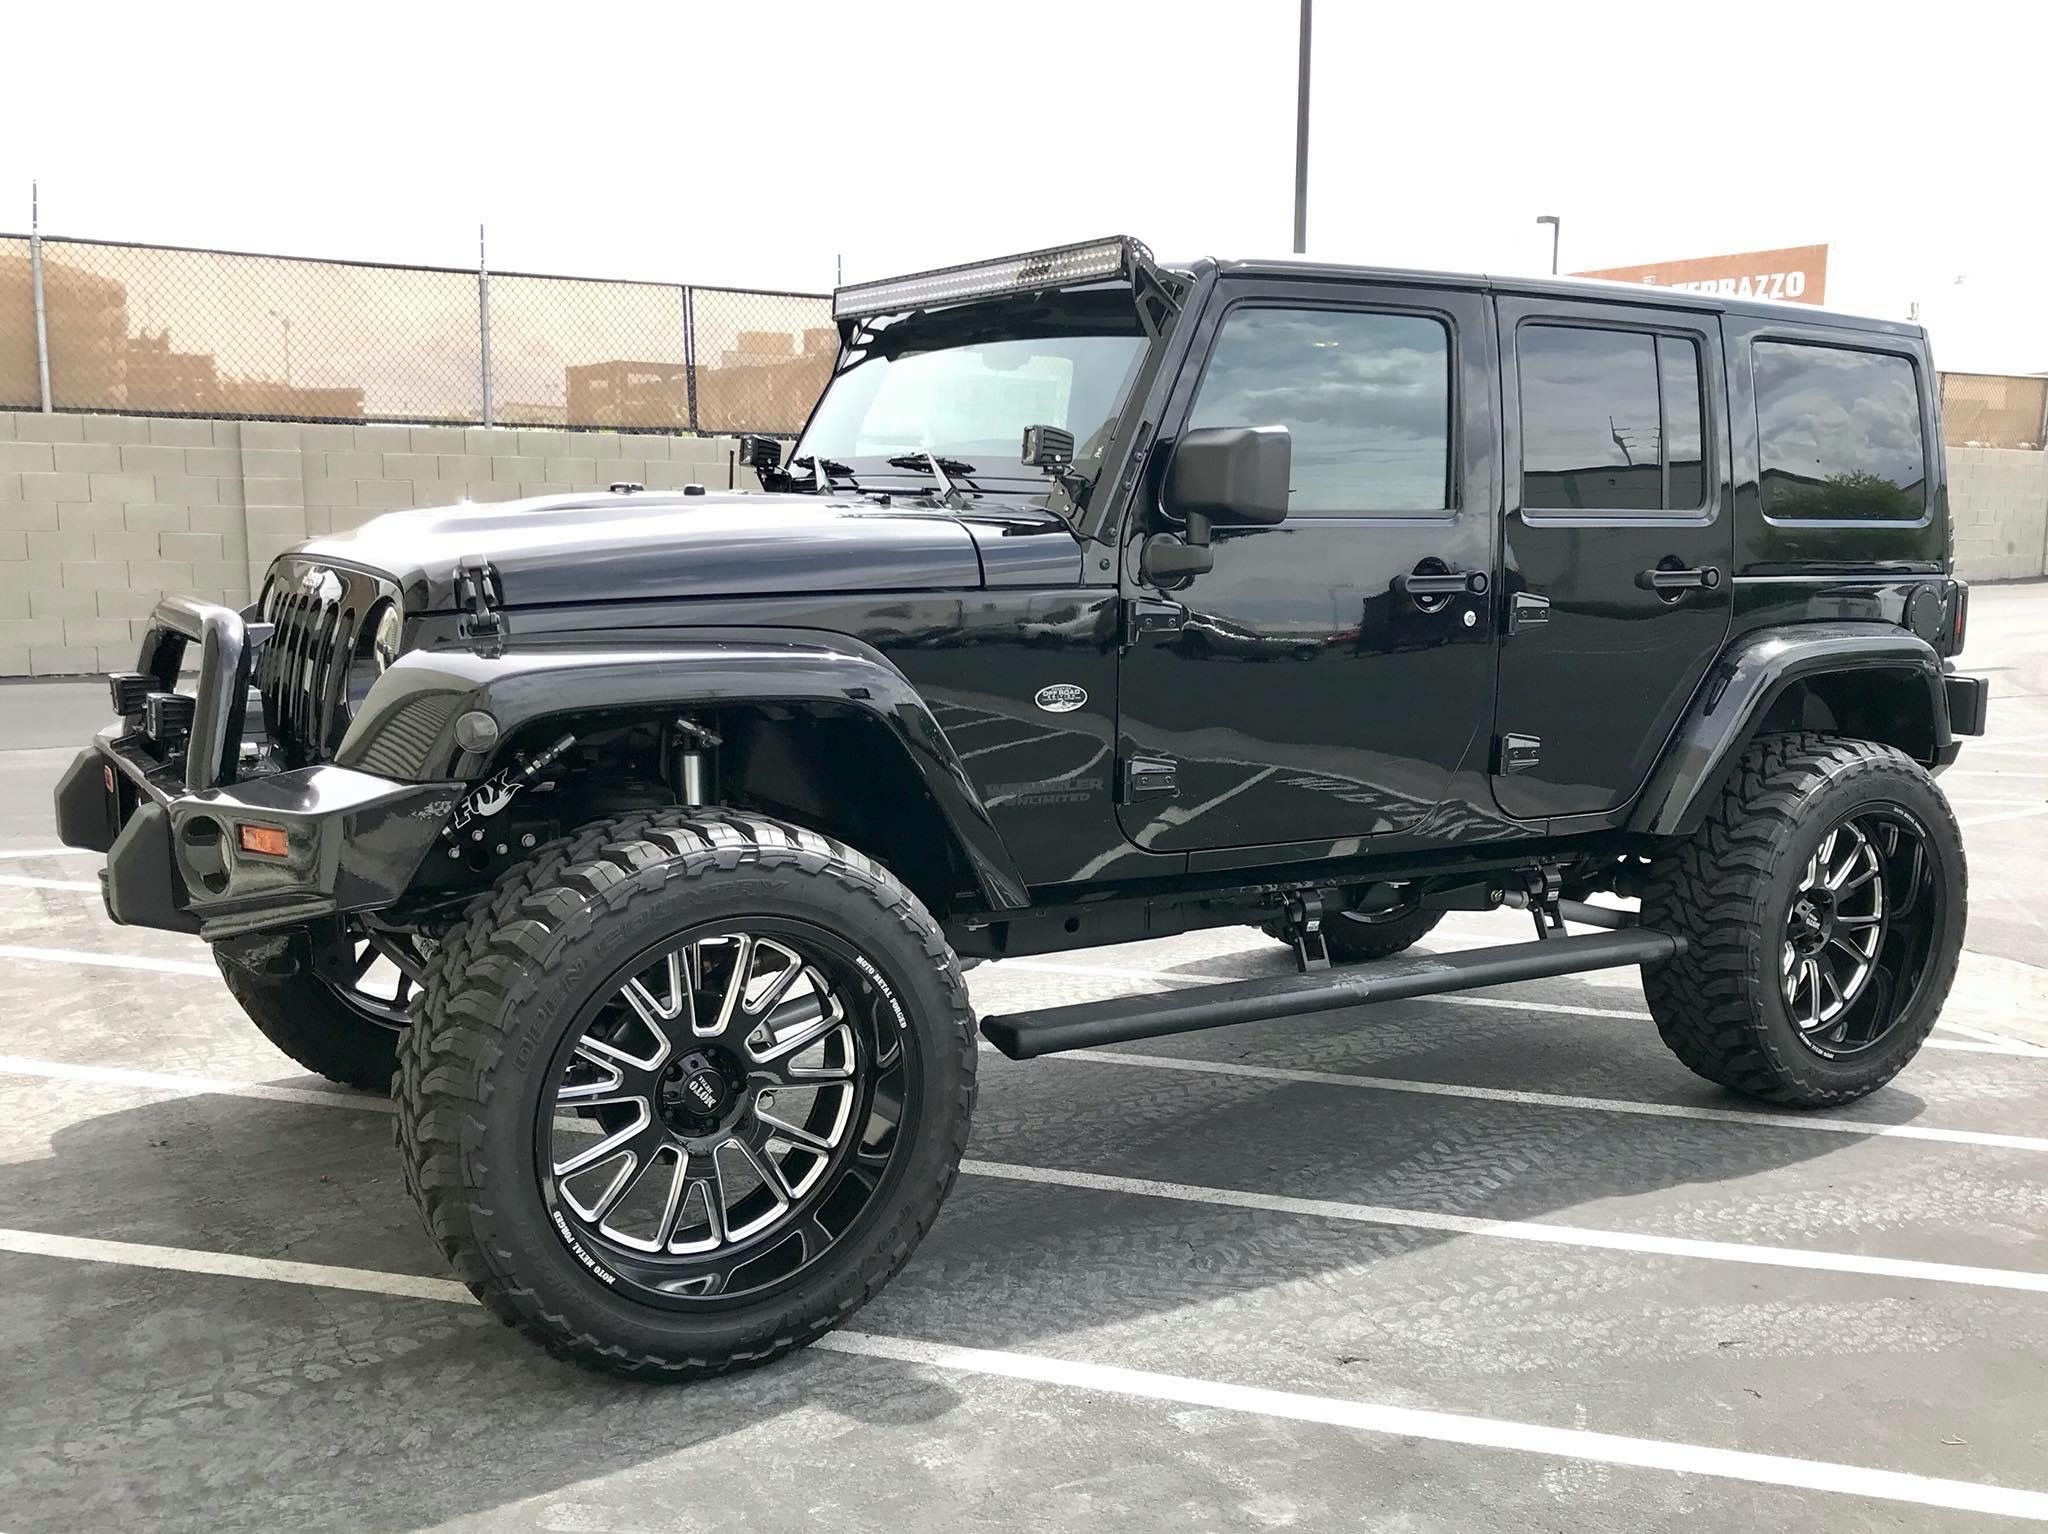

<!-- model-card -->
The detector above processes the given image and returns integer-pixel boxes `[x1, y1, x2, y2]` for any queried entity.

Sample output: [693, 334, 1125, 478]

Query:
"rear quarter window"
[1753, 341, 1927, 522]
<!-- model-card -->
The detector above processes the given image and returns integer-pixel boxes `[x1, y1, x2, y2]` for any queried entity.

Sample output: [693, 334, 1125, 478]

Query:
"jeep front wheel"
[396, 811, 974, 1379]
[1641, 732, 1966, 1106]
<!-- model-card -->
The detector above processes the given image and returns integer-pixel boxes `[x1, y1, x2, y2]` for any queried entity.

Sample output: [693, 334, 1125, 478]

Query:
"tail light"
[1950, 581, 1969, 658]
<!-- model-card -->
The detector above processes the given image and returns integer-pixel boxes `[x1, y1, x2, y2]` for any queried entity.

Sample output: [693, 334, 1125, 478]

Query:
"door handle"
[1635, 565, 1722, 593]
[1394, 566, 1490, 602]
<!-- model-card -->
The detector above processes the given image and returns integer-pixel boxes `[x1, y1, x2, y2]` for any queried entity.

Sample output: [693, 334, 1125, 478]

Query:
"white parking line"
[4, 1055, 2043, 1295]
[0, 1226, 2041, 1522]
[1062, 1049, 2048, 1153]
[0, 944, 212, 977]
[964, 1160, 2048, 1294]
[0, 847, 94, 859]
[0, 874, 100, 892]
[0, 1055, 386, 1111]
[1959, 806, 2048, 829]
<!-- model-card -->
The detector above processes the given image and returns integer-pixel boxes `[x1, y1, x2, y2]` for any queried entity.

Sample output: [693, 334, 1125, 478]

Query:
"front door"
[1114, 281, 1498, 854]
[1491, 297, 1734, 820]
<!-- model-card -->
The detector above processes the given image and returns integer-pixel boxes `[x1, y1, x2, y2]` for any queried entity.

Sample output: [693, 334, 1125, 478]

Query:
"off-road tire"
[395, 809, 976, 1380]
[1641, 732, 1966, 1106]
[217, 957, 400, 1092]
[1262, 904, 1444, 963]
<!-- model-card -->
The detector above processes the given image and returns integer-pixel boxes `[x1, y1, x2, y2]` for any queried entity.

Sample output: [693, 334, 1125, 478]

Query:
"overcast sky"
[9, 0, 2044, 372]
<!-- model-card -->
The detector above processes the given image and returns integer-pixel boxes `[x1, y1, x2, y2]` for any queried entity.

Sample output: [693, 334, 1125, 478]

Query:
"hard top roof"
[1189, 255, 1920, 338]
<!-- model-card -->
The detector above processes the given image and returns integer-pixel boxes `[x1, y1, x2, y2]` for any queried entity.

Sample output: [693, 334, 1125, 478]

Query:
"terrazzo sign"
[1577, 243, 1829, 305]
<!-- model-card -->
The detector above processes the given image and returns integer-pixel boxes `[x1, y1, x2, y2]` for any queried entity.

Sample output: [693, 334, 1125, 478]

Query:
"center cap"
[682, 1068, 725, 1115]
[658, 1051, 738, 1130]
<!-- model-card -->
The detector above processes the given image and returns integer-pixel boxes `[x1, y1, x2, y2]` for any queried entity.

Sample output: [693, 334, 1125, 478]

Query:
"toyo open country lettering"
[55, 236, 1989, 1378]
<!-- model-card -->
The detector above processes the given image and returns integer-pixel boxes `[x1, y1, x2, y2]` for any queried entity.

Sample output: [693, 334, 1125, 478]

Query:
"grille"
[257, 582, 351, 767]
[254, 561, 397, 769]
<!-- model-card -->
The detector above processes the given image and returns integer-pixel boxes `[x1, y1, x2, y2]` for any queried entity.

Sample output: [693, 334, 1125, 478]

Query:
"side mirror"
[738, 435, 784, 472]
[1165, 425, 1292, 526]
[1145, 425, 1292, 584]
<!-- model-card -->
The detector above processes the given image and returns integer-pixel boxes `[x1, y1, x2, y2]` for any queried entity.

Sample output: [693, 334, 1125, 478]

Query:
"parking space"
[1, 583, 2044, 1531]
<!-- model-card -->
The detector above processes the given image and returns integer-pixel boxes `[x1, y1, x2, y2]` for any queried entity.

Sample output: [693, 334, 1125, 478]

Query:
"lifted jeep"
[55, 235, 1988, 1378]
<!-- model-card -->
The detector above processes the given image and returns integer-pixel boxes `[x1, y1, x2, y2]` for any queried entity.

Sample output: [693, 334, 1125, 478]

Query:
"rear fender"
[1629, 623, 1951, 838]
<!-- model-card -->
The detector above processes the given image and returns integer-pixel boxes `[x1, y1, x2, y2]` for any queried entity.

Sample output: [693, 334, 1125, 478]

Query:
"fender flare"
[1628, 622, 1951, 838]
[336, 629, 1030, 910]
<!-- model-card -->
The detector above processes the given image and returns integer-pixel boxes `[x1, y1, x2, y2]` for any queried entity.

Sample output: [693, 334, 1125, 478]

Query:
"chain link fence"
[1941, 371, 2047, 451]
[0, 233, 832, 436]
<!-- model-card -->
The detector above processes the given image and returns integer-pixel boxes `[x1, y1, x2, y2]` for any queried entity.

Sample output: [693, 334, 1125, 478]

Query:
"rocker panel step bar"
[980, 928, 1685, 1060]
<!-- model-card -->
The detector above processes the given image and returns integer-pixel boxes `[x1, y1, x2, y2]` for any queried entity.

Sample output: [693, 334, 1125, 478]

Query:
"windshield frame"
[791, 282, 1170, 514]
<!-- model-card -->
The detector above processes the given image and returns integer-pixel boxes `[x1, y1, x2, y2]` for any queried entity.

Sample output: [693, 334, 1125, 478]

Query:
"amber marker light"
[237, 824, 290, 858]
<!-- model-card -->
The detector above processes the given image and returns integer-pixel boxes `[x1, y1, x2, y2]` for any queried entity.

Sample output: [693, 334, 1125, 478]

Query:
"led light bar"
[833, 236, 1142, 320]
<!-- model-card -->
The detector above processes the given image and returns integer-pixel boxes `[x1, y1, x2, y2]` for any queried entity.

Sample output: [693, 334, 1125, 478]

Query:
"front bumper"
[52, 597, 458, 939]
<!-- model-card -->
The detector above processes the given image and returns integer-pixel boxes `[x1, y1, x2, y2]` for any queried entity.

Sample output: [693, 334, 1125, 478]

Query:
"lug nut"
[757, 1090, 776, 1112]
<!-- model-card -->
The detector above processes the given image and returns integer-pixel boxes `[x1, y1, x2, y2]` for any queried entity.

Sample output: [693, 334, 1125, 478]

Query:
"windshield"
[796, 296, 1148, 487]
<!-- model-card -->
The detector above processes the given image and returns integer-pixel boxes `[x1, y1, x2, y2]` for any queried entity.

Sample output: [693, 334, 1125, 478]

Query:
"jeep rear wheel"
[216, 926, 425, 1092]
[1641, 732, 1966, 1106]
[396, 810, 974, 1379]
[1262, 896, 1444, 964]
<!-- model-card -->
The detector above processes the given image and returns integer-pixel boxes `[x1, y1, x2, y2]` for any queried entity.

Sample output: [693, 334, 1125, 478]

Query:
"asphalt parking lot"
[1, 582, 2044, 1531]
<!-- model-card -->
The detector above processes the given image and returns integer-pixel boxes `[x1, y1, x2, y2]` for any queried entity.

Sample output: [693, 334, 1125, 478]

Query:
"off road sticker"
[1034, 683, 1087, 713]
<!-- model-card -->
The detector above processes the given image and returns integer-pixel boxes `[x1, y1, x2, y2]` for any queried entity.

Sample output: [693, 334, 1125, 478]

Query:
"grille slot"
[259, 578, 352, 767]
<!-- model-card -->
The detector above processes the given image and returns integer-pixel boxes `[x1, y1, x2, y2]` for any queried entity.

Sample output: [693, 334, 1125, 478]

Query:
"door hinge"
[453, 555, 507, 656]
[1122, 596, 1186, 646]
[1510, 592, 1550, 631]
[1119, 754, 1179, 803]
[1497, 733, 1541, 774]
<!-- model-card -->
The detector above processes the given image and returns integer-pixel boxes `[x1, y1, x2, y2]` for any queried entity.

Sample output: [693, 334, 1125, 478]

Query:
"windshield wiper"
[885, 452, 976, 511]
[793, 455, 856, 493]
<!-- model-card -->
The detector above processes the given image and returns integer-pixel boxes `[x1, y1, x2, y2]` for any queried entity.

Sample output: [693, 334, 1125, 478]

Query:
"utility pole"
[1536, 214, 1561, 275]
[30, 180, 52, 412]
[477, 224, 494, 429]
[1292, 0, 1312, 254]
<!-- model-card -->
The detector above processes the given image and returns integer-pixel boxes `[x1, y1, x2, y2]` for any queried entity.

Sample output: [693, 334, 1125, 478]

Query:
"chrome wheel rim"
[325, 927, 426, 1030]
[537, 922, 914, 1306]
[1780, 808, 1941, 1058]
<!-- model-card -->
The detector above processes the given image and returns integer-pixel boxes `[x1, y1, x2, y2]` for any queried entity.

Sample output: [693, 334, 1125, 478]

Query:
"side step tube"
[980, 928, 1684, 1061]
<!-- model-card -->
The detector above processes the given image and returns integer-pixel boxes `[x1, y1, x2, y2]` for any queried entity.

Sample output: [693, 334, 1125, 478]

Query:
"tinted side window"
[1186, 307, 1451, 514]
[1519, 325, 1706, 512]
[1754, 341, 1925, 521]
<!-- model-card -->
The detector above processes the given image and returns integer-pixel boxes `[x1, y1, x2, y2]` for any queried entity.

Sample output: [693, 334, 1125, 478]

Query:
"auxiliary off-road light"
[236, 823, 289, 858]
[832, 236, 1138, 320]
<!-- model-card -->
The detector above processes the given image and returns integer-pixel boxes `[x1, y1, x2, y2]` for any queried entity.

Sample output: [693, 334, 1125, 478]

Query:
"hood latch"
[453, 555, 507, 656]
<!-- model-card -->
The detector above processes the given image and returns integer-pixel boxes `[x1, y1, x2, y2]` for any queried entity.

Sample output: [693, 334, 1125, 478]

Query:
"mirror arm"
[1140, 509, 1214, 583]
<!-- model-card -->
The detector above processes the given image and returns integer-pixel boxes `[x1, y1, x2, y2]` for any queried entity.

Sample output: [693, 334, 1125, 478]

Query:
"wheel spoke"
[748, 992, 843, 1066]
[758, 1097, 835, 1152]
[622, 951, 689, 1054]
[1801, 958, 1822, 1027]
[553, 1107, 651, 1178]
[365, 927, 427, 984]
[350, 942, 380, 982]
[708, 934, 756, 1038]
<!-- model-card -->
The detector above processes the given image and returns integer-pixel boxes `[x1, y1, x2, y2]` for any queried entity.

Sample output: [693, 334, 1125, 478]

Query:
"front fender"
[1628, 622, 1951, 838]
[336, 632, 1030, 910]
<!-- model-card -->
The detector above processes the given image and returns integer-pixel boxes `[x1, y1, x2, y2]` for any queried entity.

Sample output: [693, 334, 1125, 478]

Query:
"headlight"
[372, 604, 402, 673]
[346, 601, 402, 713]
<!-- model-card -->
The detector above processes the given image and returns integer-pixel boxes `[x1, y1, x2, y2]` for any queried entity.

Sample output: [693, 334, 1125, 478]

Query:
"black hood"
[297, 490, 993, 611]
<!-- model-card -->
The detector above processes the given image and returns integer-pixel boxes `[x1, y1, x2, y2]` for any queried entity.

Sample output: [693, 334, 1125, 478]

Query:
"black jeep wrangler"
[55, 236, 1988, 1377]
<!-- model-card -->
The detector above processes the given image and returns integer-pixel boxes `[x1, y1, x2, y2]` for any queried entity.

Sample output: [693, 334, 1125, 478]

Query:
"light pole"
[267, 308, 293, 386]
[1536, 214, 1560, 275]
[1292, 0, 1311, 254]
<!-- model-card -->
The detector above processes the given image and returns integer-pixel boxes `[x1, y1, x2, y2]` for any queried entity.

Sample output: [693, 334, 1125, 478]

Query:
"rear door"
[1492, 297, 1733, 820]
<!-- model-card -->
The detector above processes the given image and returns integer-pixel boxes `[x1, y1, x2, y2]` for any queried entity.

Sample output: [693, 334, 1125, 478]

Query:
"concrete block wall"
[0, 409, 743, 676]
[1949, 447, 2048, 583]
